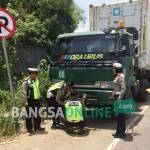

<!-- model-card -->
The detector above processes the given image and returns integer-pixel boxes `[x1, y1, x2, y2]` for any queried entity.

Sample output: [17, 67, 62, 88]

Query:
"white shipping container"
[89, 0, 142, 31]
[89, 0, 150, 70]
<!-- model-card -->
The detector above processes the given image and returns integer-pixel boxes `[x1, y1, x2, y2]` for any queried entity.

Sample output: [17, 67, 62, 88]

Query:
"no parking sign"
[0, 8, 16, 39]
[0, 8, 16, 106]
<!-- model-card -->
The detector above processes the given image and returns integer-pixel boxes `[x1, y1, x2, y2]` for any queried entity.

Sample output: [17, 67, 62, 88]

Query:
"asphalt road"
[0, 101, 150, 150]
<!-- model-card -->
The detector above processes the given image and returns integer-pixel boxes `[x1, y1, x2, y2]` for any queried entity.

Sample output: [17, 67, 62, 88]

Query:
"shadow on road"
[66, 130, 90, 137]
[122, 130, 142, 142]
[86, 118, 116, 131]
[123, 133, 134, 142]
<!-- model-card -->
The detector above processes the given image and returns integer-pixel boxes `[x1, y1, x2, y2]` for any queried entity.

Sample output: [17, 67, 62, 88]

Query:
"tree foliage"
[8, 0, 83, 47]
[0, 0, 83, 89]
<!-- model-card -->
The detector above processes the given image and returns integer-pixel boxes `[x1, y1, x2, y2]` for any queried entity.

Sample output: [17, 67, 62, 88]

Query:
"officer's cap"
[113, 63, 122, 68]
[28, 68, 39, 74]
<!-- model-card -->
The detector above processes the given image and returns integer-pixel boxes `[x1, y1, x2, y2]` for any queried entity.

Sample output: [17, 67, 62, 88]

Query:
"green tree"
[0, 0, 83, 89]
[0, 43, 16, 90]
[8, 0, 83, 47]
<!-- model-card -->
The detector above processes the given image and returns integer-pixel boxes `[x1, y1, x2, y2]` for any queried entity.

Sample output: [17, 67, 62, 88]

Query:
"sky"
[74, 0, 129, 32]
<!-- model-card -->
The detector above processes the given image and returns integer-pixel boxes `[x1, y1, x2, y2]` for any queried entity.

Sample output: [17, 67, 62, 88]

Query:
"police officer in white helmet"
[22, 68, 45, 133]
[112, 63, 126, 138]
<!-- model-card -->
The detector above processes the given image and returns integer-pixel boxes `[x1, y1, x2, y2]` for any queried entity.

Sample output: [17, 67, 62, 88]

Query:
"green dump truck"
[49, 0, 150, 107]
[49, 30, 137, 107]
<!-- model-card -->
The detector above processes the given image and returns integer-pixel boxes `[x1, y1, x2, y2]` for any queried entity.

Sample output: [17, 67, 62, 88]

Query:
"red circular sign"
[0, 8, 16, 40]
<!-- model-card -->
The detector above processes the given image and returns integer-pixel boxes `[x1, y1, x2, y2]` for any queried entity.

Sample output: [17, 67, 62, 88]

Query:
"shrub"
[0, 59, 50, 136]
[0, 114, 20, 136]
[38, 59, 51, 96]
[0, 90, 12, 111]
[0, 89, 21, 136]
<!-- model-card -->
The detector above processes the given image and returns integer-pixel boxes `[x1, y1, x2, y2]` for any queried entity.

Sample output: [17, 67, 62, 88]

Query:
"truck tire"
[139, 79, 149, 102]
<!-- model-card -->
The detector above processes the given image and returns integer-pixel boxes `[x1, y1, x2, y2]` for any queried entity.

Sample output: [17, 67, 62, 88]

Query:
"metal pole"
[2, 38, 15, 107]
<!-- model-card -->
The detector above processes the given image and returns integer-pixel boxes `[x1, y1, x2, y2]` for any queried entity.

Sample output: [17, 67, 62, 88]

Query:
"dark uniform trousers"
[47, 89, 61, 126]
[114, 95, 126, 135]
[26, 99, 41, 131]
[117, 113, 126, 135]
[47, 89, 65, 126]
[47, 97, 60, 126]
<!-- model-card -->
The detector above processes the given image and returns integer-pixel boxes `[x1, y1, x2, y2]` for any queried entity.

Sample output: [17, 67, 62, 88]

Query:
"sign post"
[0, 8, 16, 106]
[2, 38, 15, 106]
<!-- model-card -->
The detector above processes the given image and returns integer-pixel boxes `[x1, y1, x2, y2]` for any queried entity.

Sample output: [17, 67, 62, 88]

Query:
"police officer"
[112, 63, 126, 138]
[56, 82, 74, 127]
[64, 90, 85, 133]
[47, 81, 64, 129]
[56, 82, 73, 107]
[22, 68, 45, 133]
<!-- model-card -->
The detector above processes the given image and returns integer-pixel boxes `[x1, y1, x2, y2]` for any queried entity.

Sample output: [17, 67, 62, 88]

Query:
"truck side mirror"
[117, 49, 128, 57]
[46, 42, 55, 65]
[47, 45, 53, 57]
[121, 34, 130, 45]
[110, 49, 116, 54]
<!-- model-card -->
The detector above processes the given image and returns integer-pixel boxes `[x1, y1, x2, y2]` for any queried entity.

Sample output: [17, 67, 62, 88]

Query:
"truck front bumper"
[76, 88, 114, 107]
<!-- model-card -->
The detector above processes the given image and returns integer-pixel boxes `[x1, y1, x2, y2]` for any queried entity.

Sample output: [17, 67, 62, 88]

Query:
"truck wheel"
[139, 79, 149, 102]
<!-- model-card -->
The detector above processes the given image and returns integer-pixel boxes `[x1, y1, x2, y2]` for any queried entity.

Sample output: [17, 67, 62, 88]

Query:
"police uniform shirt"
[113, 73, 126, 100]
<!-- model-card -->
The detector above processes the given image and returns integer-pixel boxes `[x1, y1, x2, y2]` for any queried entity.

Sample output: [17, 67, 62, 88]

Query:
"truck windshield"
[52, 34, 116, 61]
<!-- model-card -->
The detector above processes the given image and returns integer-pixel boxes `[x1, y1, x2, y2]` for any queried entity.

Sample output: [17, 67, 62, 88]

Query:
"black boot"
[27, 129, 34, 133]
[34, 127, 45, 132]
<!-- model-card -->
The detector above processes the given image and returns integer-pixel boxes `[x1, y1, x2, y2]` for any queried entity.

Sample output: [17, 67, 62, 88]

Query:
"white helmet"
[113, 63, 122, 68]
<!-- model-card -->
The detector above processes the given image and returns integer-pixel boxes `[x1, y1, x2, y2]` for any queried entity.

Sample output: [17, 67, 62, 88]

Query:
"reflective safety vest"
[65, 101, 84, 123]
[27, 79, 41, 100]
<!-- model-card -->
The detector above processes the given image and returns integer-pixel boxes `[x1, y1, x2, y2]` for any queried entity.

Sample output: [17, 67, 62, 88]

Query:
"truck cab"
[50, 30, 135, 107]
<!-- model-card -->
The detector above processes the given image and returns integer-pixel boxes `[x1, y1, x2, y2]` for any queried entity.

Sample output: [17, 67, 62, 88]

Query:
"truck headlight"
[100, 82, 113, 89]
[95, 82, 113, 89]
